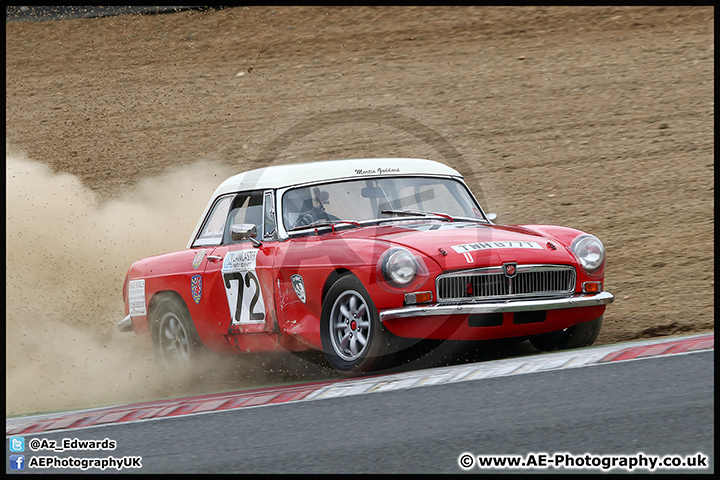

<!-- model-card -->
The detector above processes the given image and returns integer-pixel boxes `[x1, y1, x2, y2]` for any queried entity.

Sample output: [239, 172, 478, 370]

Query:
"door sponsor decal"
[222, 250, 266, 325]
[128, 279, 146, 316]
[291, 274, 307, 303]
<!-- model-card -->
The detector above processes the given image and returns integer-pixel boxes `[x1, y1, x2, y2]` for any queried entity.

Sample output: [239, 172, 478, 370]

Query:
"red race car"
[119, 158, 614, 374]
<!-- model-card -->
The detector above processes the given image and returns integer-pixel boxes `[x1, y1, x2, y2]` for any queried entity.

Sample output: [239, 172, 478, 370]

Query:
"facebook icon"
[10, 455, 25, 470]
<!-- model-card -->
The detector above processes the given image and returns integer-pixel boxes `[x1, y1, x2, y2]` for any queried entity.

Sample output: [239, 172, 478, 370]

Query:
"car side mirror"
[231, 224, 262, 247]
[486, 213, 498, 222]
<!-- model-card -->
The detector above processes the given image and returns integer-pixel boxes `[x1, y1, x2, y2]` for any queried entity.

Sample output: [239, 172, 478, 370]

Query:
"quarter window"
[263, 191, 276, 239]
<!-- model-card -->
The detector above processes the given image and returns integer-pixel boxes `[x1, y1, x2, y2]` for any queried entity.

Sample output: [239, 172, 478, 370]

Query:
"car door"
[202, 190, 278, 337]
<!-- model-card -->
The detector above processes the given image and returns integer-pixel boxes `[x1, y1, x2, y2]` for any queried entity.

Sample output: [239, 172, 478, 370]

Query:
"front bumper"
[379, 291, 614, 322]
[118, 314, 133, 333]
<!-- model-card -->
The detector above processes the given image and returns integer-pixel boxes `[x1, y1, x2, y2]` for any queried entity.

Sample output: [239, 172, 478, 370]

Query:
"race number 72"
[222, 250, 266, 325]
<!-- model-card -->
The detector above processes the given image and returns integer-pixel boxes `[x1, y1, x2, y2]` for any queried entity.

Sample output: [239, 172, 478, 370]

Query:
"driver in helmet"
[283, 187, 330, 229]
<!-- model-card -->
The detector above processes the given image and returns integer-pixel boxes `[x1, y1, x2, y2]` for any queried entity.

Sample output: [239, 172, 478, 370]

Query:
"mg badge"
[503, 262, 518, 278]
[291, 274, 306, 304]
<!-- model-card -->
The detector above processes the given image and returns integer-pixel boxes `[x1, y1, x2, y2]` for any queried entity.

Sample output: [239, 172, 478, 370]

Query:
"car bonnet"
[342, 221, 576, 270]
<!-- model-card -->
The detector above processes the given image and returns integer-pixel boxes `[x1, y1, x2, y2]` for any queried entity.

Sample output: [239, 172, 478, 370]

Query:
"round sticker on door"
[192, 249, 207, 269]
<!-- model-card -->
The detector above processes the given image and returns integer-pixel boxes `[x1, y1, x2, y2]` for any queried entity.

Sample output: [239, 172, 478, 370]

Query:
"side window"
[194, 196, 233, 247]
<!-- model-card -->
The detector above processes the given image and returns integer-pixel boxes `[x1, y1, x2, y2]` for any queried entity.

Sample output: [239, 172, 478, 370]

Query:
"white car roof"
[212, 158, 463, 197]
[187, 158, 464, 248]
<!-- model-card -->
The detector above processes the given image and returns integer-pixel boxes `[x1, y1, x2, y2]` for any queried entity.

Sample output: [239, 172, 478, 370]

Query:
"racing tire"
[529, 315, 604, 352]
[321, 274, 390, 374]
[151, 296, 207, 373]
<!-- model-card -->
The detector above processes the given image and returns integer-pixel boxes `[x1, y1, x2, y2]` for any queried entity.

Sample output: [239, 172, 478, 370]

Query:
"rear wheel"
[321, 274, 390, 374]
[529, 315, 603, 351]
[151, 297, 206, 372]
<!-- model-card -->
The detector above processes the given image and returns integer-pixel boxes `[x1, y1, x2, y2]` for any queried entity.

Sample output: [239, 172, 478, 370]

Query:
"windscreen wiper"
[381, 209, 490, 224]
[287, 219, 363, 233]
[380, 209, 454, 221]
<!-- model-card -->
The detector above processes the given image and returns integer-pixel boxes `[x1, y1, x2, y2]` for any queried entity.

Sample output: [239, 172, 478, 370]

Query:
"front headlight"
[570, 234, 605, 274]
[381, 248, 417, 286]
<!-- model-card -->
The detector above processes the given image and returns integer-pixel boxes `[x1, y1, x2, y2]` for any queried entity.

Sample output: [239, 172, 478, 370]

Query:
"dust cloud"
[3, 147, 494, 417]
[5, 147, 245, 416]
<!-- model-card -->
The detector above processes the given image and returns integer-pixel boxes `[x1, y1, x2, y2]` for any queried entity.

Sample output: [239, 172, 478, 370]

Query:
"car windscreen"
[281, 176, 485, 231]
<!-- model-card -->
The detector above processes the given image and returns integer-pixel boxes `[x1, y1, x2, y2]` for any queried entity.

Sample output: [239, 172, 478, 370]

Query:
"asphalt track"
[5, 333, 714, 473]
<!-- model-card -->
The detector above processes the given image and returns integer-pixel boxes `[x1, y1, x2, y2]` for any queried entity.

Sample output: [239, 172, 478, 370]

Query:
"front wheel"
[530, 315, 603, 351]
[321, 274, 390, 374]
[151, 297, 206, 372]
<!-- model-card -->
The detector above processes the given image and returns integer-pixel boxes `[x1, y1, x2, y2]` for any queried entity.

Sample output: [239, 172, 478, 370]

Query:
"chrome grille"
[436, 265, 575, 302]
